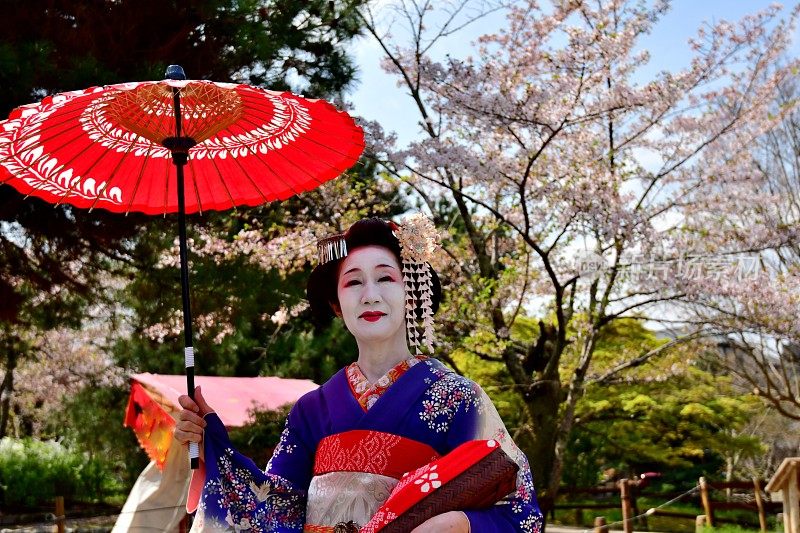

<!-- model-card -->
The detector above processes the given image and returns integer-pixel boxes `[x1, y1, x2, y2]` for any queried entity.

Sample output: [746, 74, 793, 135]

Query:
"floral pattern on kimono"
[416, 360, 543, 532]
[198, 447, 304, 531]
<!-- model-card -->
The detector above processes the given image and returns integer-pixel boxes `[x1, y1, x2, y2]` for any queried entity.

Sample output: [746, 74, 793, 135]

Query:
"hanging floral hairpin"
[392, 214, 440, 355]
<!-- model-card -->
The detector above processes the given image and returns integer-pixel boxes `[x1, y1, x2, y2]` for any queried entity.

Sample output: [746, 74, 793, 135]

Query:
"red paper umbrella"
[0, 71, 363, 214]
[0, 65, 364, 467]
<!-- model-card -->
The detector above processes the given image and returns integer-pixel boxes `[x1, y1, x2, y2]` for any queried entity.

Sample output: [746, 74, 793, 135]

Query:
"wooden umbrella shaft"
[169, 85, 201, 470]
[176, 159, 195, 397]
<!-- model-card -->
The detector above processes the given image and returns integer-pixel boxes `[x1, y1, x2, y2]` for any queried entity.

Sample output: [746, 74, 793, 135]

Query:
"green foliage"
[450, 315, 540, 451]
[0, 437, 112, 508]
[451, 314, 765, 491]
[268, 320, 358, 384]
[562, 319, 764, 488]
[552, 497, 772, 532]
[229, 405, 293, 468]
[0, 0, 367, 116]
[699, 526, 765, 533]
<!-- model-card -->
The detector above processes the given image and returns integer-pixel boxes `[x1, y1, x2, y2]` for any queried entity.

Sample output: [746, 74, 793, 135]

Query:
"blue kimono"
[187, 358, 543, 532]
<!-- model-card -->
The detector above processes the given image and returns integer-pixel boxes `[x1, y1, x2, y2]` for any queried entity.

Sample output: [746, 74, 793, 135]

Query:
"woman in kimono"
[175, 217, 543, 532]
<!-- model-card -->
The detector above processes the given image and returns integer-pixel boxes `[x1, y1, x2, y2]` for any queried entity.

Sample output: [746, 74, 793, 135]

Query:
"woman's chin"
[353, 330, 395, 343]
[349, 324, 405, 345]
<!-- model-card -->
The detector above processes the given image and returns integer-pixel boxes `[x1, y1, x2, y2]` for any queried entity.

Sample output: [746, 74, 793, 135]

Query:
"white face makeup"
[335, 245, 407, 348]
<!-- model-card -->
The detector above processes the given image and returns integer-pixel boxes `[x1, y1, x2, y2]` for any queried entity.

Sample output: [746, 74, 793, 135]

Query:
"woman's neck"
[355, 340, 413, 383]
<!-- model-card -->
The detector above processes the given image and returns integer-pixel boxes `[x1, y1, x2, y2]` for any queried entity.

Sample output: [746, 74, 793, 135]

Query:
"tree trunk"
[0, 349, 17, 438]
[546, 333, 597, 498]
[524, 379, 563, 513]
[726, 455, 734, 501]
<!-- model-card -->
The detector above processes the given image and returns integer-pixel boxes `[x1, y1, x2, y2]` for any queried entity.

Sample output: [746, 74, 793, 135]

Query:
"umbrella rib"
[295, 129, 365, 163]
[17, 138, 108, 204]
[51, 142, 116, 207]
[225, 114, 321, 194]
[101, 86, 181, 214]
[203, 151, 239, 210]
[3, 101, 88, 139]
[190, 85, 239, 143]
[186, 157, 204, 215]
[224, 147, 272, 204]
[187, 156, 215, 214]
[240, 105, 363, 166]
[123, 92, 167, 142]
[124, 141, 157, 215]
[237, 91, 364, 161]
[162, 154, 172, 215]
[205, 132, 299, 198]
[41, 127, 154, 208]
[0, 105, 98, 167]
[229, 91, 363, 164]
[0, 90, 150, 160]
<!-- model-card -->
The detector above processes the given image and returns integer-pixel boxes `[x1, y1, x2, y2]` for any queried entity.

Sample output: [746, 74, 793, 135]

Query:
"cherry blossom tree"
[0, 225, 130, 438]
[359, 0, 799, 496]
[10, 325, 125, 437]
[681, 72, 800, 421]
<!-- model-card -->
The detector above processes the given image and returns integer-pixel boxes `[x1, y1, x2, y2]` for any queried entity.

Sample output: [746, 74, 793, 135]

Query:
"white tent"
[112, 433, 190, 532]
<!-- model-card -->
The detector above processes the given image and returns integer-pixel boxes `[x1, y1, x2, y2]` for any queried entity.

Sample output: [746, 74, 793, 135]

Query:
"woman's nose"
[361, 280, 382, 303]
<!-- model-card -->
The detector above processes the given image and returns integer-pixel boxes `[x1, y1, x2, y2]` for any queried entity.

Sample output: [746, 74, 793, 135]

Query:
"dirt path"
[0, 514, 118, 533]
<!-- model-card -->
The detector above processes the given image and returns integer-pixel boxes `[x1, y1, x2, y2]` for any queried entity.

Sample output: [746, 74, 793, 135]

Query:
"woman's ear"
[330, 301, 342, 318]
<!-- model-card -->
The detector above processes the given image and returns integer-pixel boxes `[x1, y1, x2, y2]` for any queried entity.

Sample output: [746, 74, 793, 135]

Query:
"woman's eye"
[379, 276, 394, 282]
[344, 279, 361, 287]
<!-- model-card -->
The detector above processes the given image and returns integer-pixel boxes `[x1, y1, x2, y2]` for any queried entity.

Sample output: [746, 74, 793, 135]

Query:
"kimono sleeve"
[186, 403, 315, 532]
[444, 380, 544, 533]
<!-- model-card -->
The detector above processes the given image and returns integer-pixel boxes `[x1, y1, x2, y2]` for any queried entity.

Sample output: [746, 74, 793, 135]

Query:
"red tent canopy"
[125, 373, 317, 468]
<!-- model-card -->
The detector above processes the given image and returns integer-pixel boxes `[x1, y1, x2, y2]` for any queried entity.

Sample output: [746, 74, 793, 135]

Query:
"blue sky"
[348, 1, 800, 145]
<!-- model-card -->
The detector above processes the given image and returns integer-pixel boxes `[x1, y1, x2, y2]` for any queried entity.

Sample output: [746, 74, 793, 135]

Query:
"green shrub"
[59, 384, 149, 500]
[0, 437, 112, 508]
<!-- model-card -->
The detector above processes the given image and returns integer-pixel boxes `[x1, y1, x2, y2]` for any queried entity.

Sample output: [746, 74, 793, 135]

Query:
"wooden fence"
[555, 476, 782, 533]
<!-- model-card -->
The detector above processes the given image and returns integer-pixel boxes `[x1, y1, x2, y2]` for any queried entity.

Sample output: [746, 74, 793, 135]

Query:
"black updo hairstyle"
[306, 218, 442, 326]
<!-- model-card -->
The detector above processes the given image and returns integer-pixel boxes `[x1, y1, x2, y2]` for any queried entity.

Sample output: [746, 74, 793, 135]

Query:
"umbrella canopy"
[0, 78, 364, 214]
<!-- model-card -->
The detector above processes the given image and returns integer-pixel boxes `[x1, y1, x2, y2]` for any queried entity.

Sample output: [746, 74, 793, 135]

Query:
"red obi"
[314, 430, 440, 480]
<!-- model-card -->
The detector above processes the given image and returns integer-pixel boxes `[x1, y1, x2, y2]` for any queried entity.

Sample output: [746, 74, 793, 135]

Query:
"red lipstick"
[360, 311, 386, 322]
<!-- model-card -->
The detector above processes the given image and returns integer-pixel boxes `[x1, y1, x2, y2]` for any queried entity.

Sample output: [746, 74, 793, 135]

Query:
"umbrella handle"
[186, 346, 199, 470]
[189, 442, 200, 466]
